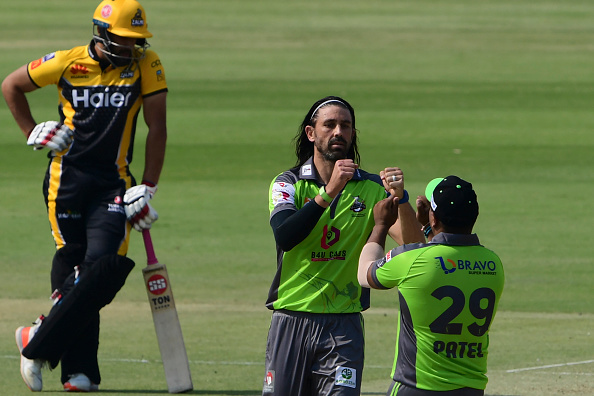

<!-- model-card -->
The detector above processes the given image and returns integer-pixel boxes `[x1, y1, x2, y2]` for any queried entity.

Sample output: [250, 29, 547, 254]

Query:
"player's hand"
[124, 184, 159, 231]
[373, 195, 400, 229]
[326, 159, 359, 197]
[416, 195, 431, 226]
[380, 167, 405, 199]
[27, 121, 74, 151]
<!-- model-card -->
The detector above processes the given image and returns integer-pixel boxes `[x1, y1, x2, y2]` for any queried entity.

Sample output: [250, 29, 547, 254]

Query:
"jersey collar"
[429, 232, 481, 246]
[299, 157, 363, 183]
[88, 41, 112, 70]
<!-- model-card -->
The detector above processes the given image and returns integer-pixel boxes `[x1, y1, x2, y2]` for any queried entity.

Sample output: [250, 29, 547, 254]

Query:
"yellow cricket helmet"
[92, 0, 152, 39]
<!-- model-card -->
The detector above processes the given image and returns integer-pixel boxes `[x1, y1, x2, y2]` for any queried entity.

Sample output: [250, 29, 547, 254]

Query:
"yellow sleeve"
[27, 51, 64, 87]
[139, 49, 167, 96]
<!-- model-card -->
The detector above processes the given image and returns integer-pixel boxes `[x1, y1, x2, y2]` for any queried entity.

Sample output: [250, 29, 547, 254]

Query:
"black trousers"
[37, 162, 133, 384]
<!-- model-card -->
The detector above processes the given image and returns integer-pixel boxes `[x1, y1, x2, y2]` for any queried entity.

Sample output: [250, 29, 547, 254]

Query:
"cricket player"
[263, 96, 424, 395]
[358, 176, 505, 395]
[2, 0, 167, 391]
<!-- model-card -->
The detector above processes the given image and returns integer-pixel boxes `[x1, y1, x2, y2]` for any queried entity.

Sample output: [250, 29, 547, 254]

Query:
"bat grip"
[142, 229, 159, 265]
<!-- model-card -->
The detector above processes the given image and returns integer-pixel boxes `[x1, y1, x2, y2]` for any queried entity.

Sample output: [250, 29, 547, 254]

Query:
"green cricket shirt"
[267, 158, 387, 313]
[371, 233, 505, 391]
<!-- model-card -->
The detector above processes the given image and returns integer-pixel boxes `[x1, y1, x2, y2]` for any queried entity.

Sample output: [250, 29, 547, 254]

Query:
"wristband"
[142, 180, 157, 187]
[423, 224, 432, 237]
[397, 190, 409, 204]
[318, 186, 333, 204]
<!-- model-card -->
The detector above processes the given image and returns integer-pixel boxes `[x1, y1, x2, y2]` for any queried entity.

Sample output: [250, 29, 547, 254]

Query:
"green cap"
[425, 177, 444, 201]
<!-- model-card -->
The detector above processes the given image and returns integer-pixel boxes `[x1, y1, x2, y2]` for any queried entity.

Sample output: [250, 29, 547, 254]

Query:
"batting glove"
[27, 121, 74, 151]
[124, 184, 159, 231]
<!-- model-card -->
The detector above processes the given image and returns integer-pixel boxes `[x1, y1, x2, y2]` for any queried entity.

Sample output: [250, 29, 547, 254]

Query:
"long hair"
[293, 96, 360, 167]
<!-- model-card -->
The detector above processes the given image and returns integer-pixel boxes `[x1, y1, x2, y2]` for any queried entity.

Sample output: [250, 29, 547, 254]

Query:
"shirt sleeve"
[371, 243, 426, 289]
[139, 49, 167, 96]
[269, 173, 325, 251]
[28, 51, 64, 88]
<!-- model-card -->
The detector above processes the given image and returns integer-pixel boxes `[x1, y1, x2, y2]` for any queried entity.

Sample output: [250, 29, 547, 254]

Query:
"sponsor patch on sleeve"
[30, 52, 56, 70]
[271, 181, 295, 207]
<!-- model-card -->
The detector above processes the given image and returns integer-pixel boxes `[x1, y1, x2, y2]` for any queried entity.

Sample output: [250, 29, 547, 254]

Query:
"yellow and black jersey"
[27, 42, 167, 176]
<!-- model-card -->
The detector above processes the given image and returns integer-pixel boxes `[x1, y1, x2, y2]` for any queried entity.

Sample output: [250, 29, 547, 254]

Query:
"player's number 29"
[429, 286, 496, 337]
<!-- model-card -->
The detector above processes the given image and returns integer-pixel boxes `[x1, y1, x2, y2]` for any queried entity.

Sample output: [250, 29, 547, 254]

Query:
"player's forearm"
[389, 203, 424, 245]
[2, 81, 36, 137]
[142, 128, 167, 185]
[358, 241, 385, 288]
[2, 65, 39, 137]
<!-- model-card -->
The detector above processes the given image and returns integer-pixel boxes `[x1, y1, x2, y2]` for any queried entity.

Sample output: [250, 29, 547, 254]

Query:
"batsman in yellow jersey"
[2, 0, 168, 391]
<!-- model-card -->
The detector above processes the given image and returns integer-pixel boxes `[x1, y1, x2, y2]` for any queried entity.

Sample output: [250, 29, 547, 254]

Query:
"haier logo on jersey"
[435, 256, 498, 275]
[71, 88, 133, 109]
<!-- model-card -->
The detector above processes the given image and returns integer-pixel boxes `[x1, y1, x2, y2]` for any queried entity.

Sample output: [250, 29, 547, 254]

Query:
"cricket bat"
[142, 229, 193, 393]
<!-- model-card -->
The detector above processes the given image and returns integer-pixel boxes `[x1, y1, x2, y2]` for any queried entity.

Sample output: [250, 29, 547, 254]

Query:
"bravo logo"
[435, 257, 498, 275]
[71, 88, 133, 108]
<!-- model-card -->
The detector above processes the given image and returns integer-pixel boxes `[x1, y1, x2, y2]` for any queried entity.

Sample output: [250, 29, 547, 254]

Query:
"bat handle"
[142, 229, 159, 265]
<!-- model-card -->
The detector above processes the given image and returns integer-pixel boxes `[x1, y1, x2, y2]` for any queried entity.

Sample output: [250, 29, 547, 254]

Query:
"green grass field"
[1, 0, 593, 394]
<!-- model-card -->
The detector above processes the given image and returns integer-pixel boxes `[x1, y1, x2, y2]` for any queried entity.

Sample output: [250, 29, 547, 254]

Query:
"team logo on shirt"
[349, 196, 366, 214]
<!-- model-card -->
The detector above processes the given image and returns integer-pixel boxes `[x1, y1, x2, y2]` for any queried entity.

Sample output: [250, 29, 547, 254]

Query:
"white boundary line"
[506, 359, 594, 373]
[4, 354, 593, 374]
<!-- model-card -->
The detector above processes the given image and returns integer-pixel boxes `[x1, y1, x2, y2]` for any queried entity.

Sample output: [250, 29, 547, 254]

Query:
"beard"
[315, 136, 350, 162]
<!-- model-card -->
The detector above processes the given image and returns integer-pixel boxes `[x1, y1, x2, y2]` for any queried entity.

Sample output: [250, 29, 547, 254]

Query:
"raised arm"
[380, 167, 424, 245]
[358, 195, 399, 288]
